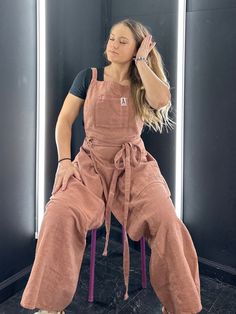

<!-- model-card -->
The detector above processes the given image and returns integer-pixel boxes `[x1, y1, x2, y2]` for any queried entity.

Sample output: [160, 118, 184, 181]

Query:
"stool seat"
[88, 225, 147, 302]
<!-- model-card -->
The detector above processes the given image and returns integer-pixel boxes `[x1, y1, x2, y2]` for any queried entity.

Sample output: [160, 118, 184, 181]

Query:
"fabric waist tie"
[85, 136, 142, 300]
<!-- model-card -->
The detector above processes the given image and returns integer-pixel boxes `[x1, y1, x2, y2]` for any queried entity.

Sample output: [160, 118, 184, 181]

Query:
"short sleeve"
[69, 68, 92, 99]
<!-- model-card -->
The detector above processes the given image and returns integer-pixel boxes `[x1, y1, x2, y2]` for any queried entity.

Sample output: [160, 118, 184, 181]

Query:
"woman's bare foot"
[34, 310, 65, 314]
[161, 306, 198, 314]
[162, 306, 172, 313]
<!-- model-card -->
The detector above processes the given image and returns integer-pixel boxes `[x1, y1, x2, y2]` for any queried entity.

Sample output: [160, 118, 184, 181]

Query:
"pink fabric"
[20, 67, 203, 313]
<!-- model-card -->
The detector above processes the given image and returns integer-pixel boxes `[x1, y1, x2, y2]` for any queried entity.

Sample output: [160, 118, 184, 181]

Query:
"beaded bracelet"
[58, 157, 71, 163]
[133, 56, 148, 64]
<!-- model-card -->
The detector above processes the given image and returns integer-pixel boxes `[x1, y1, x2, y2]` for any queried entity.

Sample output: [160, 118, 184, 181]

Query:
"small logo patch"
[120, 97, 128, 106]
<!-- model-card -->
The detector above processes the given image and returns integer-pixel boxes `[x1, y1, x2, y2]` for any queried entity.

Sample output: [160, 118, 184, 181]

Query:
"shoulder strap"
[91, 67, 97, 81]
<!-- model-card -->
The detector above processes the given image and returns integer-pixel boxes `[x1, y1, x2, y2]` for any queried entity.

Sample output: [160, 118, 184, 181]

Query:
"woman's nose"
[111, 41, 119, 48]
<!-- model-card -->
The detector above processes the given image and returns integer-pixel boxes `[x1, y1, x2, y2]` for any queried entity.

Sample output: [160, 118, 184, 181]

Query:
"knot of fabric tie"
[114, 142, 142, 170]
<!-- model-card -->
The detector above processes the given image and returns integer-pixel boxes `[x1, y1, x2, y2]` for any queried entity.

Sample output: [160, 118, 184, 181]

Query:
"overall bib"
[20, 67, 203, 313]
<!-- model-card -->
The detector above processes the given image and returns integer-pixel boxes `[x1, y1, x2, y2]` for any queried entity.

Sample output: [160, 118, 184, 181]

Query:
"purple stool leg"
[122, 225, 147, 288]
[88, 229, 97, 302]
[140, 236, 147, 288]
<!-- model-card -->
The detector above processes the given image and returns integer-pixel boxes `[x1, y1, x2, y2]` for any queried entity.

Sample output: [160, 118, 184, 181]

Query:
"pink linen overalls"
[20, 67, 203, 313]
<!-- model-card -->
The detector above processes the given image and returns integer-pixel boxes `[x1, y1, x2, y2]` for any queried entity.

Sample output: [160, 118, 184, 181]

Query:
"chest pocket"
[95, 94, 129, 128]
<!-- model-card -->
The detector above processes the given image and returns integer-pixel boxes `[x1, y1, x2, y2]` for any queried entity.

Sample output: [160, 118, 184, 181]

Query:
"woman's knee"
[43, 197, 88, 233]
[129, 182, 179, 237]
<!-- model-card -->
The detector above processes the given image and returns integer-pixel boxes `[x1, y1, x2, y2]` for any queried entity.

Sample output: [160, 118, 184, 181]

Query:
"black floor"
[0, 236, 236, 313]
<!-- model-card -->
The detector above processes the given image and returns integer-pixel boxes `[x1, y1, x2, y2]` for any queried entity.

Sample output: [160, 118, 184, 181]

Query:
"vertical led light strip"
[35, 0, 46, 239]
[175, 0, 186, 220]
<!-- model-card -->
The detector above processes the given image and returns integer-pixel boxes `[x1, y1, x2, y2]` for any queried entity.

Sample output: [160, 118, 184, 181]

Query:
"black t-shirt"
[69, 67, 104, 99]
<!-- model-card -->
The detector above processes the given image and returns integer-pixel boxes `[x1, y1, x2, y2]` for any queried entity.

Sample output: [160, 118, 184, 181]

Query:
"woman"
[20, 18, 203, 314]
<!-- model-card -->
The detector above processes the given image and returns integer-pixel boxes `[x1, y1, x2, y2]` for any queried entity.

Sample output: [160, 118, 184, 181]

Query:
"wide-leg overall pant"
[20, 149, 202, 313]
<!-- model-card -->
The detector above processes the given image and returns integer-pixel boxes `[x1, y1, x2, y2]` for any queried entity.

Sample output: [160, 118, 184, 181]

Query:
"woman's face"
[106, 24, 138, 64]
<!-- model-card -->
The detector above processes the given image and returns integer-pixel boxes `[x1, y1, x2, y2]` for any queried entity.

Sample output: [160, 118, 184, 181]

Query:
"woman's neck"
[104, 64, 130, 85]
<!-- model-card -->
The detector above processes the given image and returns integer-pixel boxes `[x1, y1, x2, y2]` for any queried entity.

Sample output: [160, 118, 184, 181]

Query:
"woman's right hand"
[52, 159, 81, 195]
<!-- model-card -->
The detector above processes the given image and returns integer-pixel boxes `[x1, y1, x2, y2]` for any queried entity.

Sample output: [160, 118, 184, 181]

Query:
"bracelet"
[58, 157, 71, 163]
[133, 56, 148, 64]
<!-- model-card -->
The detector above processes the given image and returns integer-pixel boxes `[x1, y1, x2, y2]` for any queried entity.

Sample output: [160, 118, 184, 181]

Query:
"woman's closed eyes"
[109, 38, 127, 44]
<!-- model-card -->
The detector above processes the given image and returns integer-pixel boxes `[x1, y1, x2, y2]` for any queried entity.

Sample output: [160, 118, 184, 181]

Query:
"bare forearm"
[55, 119, 72, 161]
[135, 60, 171, 109]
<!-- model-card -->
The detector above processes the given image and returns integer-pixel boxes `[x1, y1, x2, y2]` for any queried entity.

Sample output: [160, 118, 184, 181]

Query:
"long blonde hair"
[103, 18, 175, 133]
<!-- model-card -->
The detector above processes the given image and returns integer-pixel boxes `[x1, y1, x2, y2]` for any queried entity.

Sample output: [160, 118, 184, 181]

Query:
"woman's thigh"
[44, 175, 106, 232]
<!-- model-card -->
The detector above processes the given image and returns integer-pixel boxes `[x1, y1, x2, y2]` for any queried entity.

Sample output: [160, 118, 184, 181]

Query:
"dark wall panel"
[0, 0, 37, 300]
[185, 0, 236, 279]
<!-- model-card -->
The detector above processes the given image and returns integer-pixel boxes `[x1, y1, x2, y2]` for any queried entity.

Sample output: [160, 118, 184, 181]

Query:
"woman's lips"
[109, 50, 118, 54]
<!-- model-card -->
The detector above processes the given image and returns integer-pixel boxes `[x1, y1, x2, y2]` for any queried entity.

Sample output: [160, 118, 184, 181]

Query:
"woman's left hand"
[135, 34, 156, 59]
